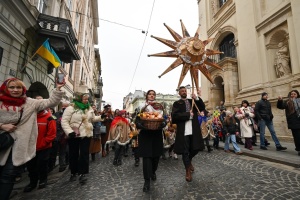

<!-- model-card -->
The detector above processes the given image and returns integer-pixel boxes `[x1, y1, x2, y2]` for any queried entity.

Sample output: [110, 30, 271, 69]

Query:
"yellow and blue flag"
[35, 38, 61, 68]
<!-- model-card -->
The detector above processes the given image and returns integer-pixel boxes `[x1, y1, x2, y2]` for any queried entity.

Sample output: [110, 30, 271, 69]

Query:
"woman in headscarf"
[0, 78, 65, 199]
[135, 90, 166, 192]
[277, 90, 300, 155]
[61, 93, 102, 184]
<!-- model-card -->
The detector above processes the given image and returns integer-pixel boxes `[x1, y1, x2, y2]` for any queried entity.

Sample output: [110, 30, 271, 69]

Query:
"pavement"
[11, 141, 300, 200]
[217, 140, 300, 168]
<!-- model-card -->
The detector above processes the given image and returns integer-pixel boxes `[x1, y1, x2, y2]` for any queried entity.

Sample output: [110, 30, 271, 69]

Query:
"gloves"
[136, 122, 148, 130]
[159, 122, 167, 129]
[68, 132, 76, 138]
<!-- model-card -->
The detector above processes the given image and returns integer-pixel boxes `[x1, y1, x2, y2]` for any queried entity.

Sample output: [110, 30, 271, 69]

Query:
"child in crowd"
[223, 111, 243, 155]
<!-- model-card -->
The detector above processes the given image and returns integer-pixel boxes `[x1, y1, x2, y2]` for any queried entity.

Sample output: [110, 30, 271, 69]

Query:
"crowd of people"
[0, 77, 299, 198]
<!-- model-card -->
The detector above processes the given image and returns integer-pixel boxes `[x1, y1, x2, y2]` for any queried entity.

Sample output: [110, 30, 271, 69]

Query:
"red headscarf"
[0, 78, 27, 109]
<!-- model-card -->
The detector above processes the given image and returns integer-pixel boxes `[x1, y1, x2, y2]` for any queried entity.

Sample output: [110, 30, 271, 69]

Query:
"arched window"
[219, 33, 236, 60]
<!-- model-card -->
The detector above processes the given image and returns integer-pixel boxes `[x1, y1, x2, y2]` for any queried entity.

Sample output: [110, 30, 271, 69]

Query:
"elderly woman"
[0, 78, 65, 199]
[61, 93, 102, 184]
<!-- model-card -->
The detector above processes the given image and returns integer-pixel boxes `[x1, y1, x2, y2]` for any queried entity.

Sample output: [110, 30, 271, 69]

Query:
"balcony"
[36, 13, 80, 63]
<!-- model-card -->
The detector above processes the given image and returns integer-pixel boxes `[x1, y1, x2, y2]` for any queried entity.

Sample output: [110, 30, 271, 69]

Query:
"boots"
[190, 163, 194, 172]
[143, 179, 150, 192]
[134, 158, 139, 167]
[185, 166, 192, 182]
[207, 146, 213, 152]
[91, 153, 95, 161]
[113, 159, 118, 166]
[102, 150, 106, 157]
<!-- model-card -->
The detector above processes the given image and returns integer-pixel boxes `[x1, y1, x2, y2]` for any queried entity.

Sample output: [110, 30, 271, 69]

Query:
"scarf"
[293, 98, 300, 117]
[144, 101, 164, 111]
[73, 100, 90, 111]
[0, 78, 27, 109]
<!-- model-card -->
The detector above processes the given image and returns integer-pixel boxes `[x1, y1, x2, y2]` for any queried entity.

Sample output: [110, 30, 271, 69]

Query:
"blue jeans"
[224, 134, 241, 152]
[259, 119, 281, 147]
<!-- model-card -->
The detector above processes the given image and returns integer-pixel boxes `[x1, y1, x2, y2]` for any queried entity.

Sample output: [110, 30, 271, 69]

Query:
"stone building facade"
[198, 0, 300, 140]
[127, 90, 179, 116]
[0, 0, 102, 108]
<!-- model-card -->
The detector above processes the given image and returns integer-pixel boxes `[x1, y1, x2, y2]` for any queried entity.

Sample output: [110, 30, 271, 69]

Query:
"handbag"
[100, 125, 107, 135]
[0, 109, 23, 151]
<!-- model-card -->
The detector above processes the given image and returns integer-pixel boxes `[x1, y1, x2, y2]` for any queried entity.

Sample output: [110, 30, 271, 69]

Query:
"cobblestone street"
[12, 147, 300, 200]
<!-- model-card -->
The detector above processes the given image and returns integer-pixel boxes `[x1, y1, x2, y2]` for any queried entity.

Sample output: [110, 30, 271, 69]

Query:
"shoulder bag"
[0, 109, 24, 151]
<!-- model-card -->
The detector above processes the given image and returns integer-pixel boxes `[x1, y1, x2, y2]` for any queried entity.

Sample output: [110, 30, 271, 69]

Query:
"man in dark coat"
[255, 92, 287, 151]
[171, 86, 205, 182]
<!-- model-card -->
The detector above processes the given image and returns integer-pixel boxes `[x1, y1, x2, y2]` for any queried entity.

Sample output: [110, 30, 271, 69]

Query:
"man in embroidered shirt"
[171, 86, 205, 182]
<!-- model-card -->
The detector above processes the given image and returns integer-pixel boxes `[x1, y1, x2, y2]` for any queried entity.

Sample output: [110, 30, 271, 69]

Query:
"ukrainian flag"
[35, 38, 61, 68]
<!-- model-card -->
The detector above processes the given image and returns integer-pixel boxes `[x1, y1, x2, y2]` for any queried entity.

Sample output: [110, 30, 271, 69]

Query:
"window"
[219, 0, 227, 7]
[37, 0, 46, 13]
[219, 33, 236, 60]
[0, 46, 3, 66]
[69, 62, 73, 79]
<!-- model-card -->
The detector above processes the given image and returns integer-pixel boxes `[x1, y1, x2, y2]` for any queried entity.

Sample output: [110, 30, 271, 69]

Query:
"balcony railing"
[208, 44, 236, 63]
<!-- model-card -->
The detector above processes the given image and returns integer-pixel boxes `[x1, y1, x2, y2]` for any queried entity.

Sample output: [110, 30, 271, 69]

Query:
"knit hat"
[261, 92, 268, 97]
[225, 110, 232, 116]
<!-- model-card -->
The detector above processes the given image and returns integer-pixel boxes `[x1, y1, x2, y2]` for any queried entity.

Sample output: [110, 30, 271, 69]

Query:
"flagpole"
[20, 38, 49, 71]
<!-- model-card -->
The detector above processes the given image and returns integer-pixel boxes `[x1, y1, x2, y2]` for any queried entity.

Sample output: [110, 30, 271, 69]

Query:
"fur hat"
[225, 110, 232, 116]
[261, 92, 268, 97]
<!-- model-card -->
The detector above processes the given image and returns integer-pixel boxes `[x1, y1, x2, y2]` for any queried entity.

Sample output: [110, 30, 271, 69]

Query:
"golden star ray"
[149, 20, 223, 89]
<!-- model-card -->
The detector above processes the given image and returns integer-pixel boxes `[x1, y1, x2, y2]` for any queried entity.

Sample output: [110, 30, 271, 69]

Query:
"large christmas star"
[148, 20, 223, 92]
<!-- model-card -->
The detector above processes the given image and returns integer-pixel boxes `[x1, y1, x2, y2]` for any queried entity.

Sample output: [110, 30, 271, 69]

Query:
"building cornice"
[255, 2, 291, 32]
[207, 0, 236, 37]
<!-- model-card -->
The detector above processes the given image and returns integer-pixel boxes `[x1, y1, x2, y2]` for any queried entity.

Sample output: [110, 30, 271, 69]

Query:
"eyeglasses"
[8, 86, 23, 90]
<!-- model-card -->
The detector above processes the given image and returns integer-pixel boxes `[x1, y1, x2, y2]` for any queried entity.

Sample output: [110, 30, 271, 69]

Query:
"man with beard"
[171, 86, 205, 182]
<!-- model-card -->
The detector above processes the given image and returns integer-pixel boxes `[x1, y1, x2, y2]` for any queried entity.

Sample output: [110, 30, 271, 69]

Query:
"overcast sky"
[98, 0, 199, 109]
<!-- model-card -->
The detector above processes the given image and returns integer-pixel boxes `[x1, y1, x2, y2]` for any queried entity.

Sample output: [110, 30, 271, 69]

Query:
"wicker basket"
[140, 118, 164, 130]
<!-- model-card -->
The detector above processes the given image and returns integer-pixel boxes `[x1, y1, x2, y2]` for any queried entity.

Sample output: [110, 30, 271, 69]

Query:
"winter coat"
[36, 110, 56, 151]
[172, 98, 205, 154]
[255, 99, 273, 121]
[0, 89, 64, 166]
[61, 105, 102, 138]
[136, 102, 165, 157]
[223, 117, 238, 135]
[277, 99, 300, 129]
[236, 106, 254, 138]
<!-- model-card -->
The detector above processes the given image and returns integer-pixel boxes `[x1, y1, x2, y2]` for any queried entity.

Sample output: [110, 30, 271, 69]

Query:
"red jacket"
[36, 110, 56, 151]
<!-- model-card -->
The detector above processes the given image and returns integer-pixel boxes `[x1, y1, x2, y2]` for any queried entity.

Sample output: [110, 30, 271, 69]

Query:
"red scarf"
[0, 78, 27, 109]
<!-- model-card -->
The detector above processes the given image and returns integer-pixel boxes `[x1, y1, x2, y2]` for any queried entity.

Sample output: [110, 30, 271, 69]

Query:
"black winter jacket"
[277, 99, 300, 130]
[255, 99, 273, 121]
[223, 117, 238, 135]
